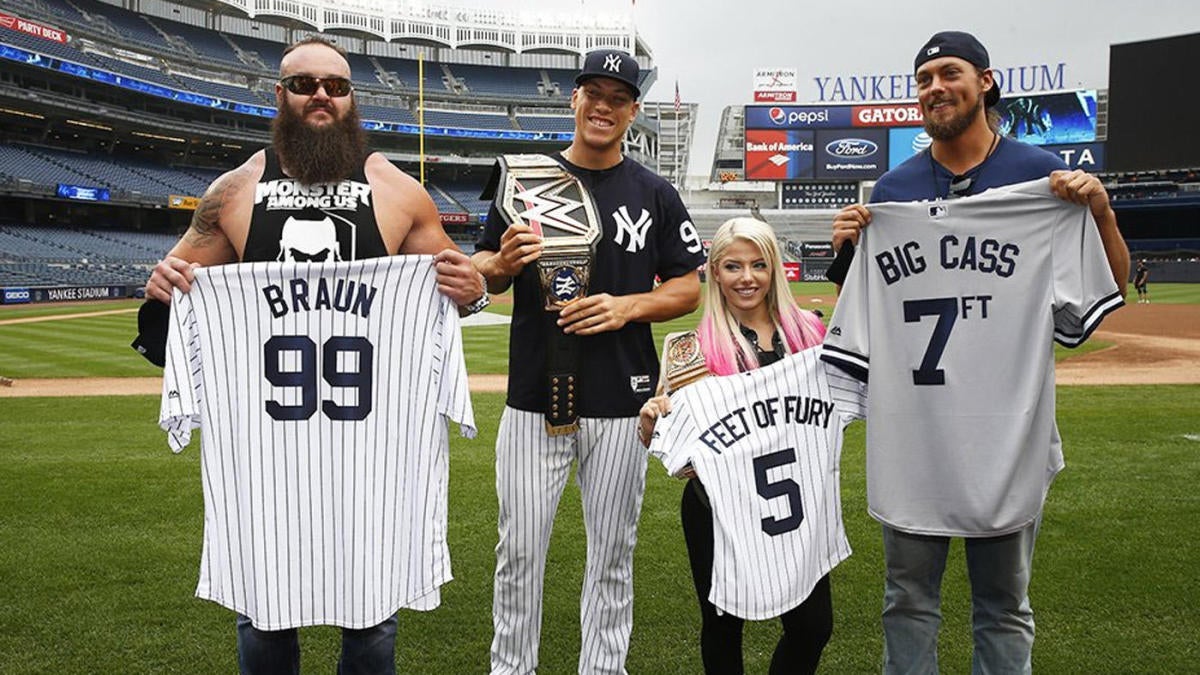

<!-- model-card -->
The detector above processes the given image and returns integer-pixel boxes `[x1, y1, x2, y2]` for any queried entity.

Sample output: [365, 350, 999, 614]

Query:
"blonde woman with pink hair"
[638, 217, 831, 674]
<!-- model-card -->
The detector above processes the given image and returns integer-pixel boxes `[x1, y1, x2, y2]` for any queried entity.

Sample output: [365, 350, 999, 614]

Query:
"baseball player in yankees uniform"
[822, 31, 1129, 674]
[145, 36, 487, 675]
[471, 51, 705, 674]
[638, 218, 854, 674]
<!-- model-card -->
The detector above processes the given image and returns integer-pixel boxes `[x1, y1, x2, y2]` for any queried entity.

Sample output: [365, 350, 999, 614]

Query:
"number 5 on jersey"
[264, 335, 374, 421]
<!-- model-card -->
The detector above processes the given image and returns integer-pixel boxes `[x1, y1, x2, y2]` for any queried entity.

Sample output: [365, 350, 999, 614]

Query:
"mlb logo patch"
[928, 204, 948, 219]
[927, 46, 940, 56]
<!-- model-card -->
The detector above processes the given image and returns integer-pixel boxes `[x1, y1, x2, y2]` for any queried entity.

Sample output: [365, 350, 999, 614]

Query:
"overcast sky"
[456, 0, 1200, 176]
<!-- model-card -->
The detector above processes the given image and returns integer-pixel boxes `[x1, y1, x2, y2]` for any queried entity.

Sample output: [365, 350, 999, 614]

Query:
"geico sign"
[4, 288, 31, 301]
[854, 105, 924, 126]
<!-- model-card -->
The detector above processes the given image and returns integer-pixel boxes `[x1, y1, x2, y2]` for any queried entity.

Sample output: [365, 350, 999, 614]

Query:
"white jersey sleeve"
[157, 256, 473, 630]
[821, 178, 1122, 536]
[161, 289, 201, 452]
[648, 347, 859, 620]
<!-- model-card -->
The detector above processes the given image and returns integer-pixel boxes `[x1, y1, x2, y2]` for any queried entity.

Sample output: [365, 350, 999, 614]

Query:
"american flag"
[674, 80, 680, 112]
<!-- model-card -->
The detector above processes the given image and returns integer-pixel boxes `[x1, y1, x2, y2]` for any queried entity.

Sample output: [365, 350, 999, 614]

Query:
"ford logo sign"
[826, 139, 878, 157]
[768, 107, 786, 125]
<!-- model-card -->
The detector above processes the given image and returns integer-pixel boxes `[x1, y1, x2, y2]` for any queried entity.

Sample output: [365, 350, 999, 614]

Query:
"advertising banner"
[753, 68, 798, 103]
[815, 129, 888, 179]
[439, 212, 469, 225]
[30, 286, 124, 302]
[744, 105, 853, 130]
[169, 195, 200, 210]
[0, 11, 67, 43]
[56, 183, 110, 202]
[801, 242, 836, 258]
[744, 129, 815, 181]
[1043, 142, 1105, 171]
[2, 287, 31, 304]
[850, 103, 924, 127]
[782, 262, 801, 282]
[887, 127, 933, 169]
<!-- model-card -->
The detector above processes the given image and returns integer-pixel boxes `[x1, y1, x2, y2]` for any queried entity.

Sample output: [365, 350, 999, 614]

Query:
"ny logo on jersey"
[612, 206, 652, 253]
[603, 53, 622, 73]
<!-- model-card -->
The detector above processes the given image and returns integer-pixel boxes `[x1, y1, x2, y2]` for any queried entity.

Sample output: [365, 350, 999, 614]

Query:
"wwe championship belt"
[663, 331, 708, 395]
[496, 154, 601, 435]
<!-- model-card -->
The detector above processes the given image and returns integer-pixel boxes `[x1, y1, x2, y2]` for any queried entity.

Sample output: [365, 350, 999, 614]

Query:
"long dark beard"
[272, 96, 366, 185]
[923, 90, 984, 141]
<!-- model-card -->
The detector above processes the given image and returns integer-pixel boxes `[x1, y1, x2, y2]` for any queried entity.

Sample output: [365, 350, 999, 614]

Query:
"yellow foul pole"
[418, 52, 425, 185]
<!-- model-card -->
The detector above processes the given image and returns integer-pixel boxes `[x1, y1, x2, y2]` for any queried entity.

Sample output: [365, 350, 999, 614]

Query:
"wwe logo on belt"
[514, 177, 593, 236]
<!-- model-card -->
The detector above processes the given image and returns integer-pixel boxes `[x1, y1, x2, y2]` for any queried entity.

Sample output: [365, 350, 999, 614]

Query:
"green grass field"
[0, 284, 1198, 673]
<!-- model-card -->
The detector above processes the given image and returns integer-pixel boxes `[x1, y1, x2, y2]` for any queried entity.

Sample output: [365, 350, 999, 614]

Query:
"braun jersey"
[648, 347, 865, 620]
[821, 178, 1123, 537]
[159, 256, 475, 630]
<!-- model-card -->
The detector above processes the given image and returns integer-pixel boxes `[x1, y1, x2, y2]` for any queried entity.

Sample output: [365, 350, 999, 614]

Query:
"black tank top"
[243, 148, 389, 263]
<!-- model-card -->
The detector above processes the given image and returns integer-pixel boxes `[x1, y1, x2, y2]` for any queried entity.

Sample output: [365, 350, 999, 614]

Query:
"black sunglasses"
[279, 75, 353, 97]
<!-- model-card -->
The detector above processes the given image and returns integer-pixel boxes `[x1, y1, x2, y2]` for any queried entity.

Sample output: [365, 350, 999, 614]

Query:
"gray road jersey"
[821, 178, 1123, 536]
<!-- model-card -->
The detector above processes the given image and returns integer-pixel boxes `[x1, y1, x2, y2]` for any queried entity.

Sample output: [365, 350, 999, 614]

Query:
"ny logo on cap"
[603, 53, 622, 73]
[926, 46, 940, 56]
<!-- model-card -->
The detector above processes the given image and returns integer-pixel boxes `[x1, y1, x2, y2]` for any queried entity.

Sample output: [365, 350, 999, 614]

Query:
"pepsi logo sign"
[768, 107, 786, 125]
[826, 139, 879, 158]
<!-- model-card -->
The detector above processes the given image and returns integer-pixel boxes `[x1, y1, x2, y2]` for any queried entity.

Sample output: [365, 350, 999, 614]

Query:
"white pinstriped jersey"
[821, 178, 1123, 537]
[648, 347, 865, 620]
[159, 256, 475, 630]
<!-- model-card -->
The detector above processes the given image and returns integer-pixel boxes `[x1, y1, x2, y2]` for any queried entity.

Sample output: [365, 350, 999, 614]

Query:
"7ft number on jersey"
[904, 295, 991, 385]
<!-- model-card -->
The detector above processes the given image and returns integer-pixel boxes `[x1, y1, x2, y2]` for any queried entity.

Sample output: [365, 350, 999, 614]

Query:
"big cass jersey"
[821, 178, 1123, 537]
[159, 257, 475, 630]
[648, 347, 865, 620]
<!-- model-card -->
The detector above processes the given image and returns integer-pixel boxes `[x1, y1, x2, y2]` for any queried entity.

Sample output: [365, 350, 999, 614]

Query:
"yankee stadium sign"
[811, 63, 1067, 102]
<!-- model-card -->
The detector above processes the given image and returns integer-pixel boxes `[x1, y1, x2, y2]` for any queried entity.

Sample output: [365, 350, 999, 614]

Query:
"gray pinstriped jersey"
[821, 178, 1123, 537]
[648, 347, 865, 620]
[160, 256, 475, 630]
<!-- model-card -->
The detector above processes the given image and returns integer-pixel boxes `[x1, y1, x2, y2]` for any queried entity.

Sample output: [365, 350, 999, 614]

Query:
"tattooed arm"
[144, 159, 256, 303]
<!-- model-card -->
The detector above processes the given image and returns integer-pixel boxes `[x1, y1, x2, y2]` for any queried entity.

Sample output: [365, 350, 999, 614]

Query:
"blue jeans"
[881, 520, 1038, 675]
[236, 614, 398, 675]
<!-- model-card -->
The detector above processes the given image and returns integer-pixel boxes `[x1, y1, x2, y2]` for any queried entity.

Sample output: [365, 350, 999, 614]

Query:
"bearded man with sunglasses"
[821, 32, 1129, 673]
[144, 36, 484, 675]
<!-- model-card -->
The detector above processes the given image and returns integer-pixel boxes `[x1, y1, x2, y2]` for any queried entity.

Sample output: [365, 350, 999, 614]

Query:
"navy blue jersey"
[477, 154, 706, 417]
[827, 137, 1067, 284]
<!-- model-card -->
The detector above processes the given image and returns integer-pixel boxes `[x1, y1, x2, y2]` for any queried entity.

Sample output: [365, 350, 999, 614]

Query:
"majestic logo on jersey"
[550, 266, 584, 303]
[612, 206, 652, 253]
[278, 216, 343, 262]
[255, 179, 371, 211]
[513, 177, 593, 237]
[603, 53, 623, 73]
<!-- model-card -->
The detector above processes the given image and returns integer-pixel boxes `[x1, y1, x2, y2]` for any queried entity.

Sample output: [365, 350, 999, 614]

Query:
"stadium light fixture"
[67, 119, 113, 131]
[132, 130, 186, 143]
[0, 107, 45, 119]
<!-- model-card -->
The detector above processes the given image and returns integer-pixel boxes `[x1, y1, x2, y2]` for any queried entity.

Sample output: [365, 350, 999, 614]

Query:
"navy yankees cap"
[914, 31, 1001, 107]
[575, 50, 641, 99]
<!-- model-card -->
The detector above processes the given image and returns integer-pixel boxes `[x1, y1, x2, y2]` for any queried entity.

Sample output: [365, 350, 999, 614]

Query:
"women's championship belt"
[662, 331, 708, 394]
[496, 154, 601, 435]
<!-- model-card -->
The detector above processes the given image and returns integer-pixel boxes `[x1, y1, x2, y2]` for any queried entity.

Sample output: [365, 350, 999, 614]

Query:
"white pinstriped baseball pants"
[490, 407, 646, 675]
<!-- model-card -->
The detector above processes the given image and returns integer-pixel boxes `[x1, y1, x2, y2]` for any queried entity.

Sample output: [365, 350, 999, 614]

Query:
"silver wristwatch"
[463, 293, 491, 314]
